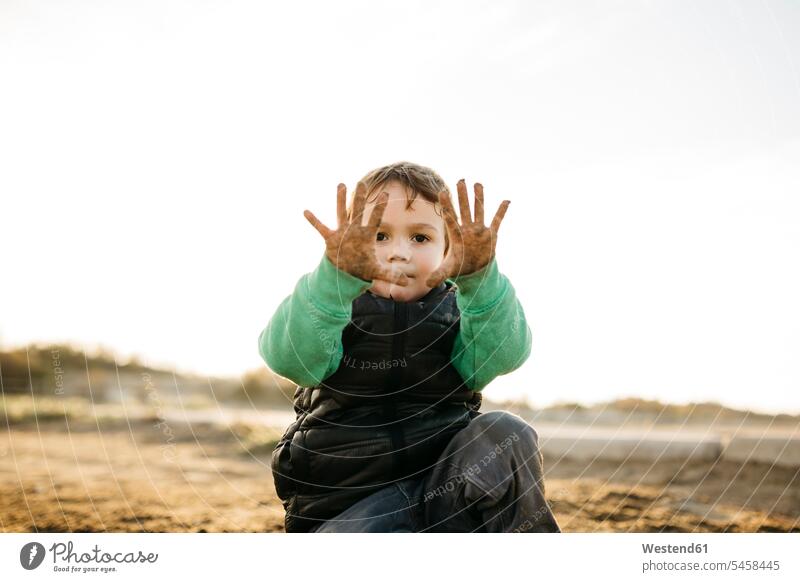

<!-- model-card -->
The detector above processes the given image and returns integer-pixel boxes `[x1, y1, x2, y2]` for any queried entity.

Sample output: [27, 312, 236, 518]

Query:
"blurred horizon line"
[1, 339, 798, 417]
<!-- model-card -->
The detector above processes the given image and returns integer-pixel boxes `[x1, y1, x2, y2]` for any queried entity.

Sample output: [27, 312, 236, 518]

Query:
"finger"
[425, 252, 458, 287]
[425, 267, 447, 289]
[303, 210, 332, 238]
[351, 181, 368, 225]
[374, 267, 410, 287]
[336, 183, 347, 227]
[438, 191, 462, 240]
[474, 182, 485, 226]
[437, 189, 458, 216]
[456, 178, 472, 224]
[490, 200, 510, 233]
[440, 252, 459, 279]
[367, 191, 389, 230]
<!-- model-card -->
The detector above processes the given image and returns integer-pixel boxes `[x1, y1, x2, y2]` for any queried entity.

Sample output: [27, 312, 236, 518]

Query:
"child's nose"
[388, 240, 411, 261]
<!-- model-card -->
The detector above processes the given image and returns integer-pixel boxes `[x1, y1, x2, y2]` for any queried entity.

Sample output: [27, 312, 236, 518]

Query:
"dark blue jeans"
[310, 411, 561, 533]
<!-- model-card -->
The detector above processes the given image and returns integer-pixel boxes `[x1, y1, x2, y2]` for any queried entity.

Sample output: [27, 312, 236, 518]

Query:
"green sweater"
[258, 253, 532, 392]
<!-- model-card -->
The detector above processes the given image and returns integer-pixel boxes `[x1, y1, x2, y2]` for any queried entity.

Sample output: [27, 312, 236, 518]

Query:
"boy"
[258, 162, 560, 533]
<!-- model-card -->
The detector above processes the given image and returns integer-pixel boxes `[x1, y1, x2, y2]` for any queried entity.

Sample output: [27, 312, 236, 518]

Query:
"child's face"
[361, 180, 447, 302]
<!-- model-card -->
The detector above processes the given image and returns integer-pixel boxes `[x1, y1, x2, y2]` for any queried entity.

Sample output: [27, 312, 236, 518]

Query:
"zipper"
[385, 301, 408, 477]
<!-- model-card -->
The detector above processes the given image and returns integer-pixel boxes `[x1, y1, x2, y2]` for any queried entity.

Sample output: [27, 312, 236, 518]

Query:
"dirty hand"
[425, 179, 510, 288]
[303, 181, 410, 286]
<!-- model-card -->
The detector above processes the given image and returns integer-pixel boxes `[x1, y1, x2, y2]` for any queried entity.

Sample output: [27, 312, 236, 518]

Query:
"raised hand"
[303, 181, 410, 286]
[425, 179, 510, 288]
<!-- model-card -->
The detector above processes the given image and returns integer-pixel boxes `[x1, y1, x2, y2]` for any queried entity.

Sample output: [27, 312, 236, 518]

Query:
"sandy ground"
[1, 418, 798, 533]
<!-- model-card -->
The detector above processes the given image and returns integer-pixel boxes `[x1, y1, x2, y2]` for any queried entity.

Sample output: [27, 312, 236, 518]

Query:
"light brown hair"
[349, 161, 453, 254]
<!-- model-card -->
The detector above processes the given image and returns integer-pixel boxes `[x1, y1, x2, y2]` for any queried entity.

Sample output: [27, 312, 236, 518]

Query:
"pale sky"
[1, 1, 798, 414]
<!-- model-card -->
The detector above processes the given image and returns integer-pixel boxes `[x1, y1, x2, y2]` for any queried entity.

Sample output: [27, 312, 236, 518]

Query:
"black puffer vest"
[270, 280, 482, 532]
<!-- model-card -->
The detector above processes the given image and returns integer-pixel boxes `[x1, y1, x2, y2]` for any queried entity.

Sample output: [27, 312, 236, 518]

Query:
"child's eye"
[376, 232, 387, 242]
[412, 234, 429, 243]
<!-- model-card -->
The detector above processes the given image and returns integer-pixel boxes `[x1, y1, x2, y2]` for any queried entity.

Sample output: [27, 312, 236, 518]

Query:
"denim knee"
[469, 410, 539, 448]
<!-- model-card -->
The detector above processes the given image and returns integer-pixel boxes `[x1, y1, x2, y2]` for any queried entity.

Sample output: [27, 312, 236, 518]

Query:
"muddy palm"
[304, 181, 410, 286]
[425, 179, 511, 288]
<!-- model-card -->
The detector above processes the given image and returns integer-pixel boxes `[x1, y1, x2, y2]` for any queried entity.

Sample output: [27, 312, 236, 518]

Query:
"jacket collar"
[365, 281, 450, 304]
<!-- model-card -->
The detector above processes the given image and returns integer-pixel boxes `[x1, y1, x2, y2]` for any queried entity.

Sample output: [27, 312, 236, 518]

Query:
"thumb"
[304, 210, 332, 239]
[425, 267, 448, 289]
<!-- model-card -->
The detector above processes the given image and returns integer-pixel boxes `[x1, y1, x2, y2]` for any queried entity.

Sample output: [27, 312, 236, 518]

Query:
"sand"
[1, 418, 798, 533]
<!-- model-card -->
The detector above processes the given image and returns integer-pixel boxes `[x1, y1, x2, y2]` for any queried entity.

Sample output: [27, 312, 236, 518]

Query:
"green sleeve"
[257, 253, 372, 387]
[448, 258, 532, 392]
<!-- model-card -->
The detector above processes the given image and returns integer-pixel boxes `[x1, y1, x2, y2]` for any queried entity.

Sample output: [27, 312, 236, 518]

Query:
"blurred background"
[1, 0, 798, 532]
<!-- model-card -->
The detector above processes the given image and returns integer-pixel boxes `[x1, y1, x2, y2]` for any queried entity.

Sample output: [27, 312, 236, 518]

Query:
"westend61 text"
[642, 543, 708, 554]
